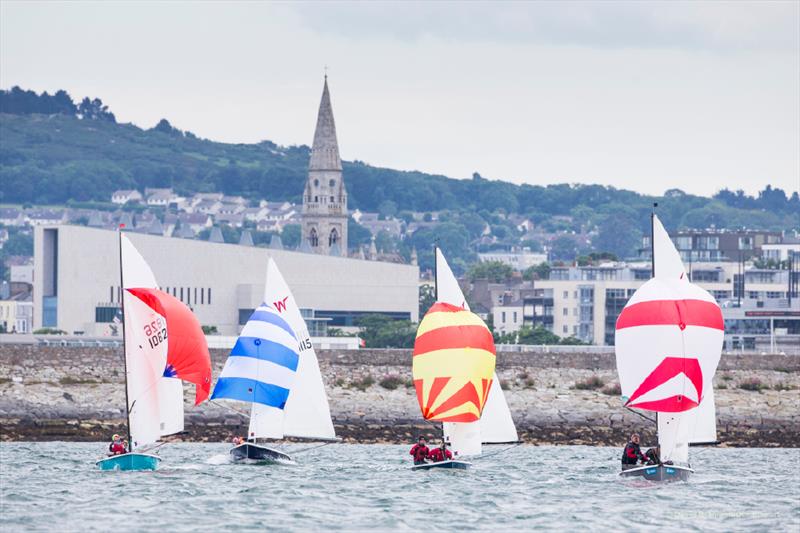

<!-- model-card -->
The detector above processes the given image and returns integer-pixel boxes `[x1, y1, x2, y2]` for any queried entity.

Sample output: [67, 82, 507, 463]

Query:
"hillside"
[1, 87, 798, 266]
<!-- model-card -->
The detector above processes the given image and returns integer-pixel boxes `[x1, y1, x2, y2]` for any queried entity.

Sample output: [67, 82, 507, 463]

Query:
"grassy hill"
[1, 87, 798, 269]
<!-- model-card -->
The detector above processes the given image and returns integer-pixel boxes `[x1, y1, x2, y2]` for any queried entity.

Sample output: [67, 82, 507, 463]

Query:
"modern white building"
[33, 225, 419, 336]
[478, 250, 548, 271]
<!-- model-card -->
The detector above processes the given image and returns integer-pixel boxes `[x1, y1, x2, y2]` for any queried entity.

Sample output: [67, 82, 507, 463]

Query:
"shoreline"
[1, 345, 798, 448]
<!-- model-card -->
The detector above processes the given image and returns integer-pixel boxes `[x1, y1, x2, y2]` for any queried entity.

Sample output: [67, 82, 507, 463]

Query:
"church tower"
[302, 76, 348, 255]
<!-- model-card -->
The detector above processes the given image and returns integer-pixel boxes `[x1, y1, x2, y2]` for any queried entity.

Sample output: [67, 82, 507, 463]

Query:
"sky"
[1, 1, 798, 198]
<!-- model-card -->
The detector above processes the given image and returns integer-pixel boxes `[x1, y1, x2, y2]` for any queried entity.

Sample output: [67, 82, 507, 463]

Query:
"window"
[513, 311, 518, 323]
[563, 308, 568, 316]
[563, 291, 569, 299]
[180, 287, 184, 301]
[329, 228, 339, 247]
[501, 312, 506, 323]
[330, 196, 335, 203]
[739, 236, 754, 250]
[110, 286, 114, 303]
[563, 325, 568, 333]
[208, 288, 211, 305]
[194, 288, 198, 304]
[574, 291, 578, 299]
[675, 236, 692, 250]
[201, 288, 205, 305]
[314, 196, 318, 202]
[310, 228, 319, 247]
[573, 308, 578, 316]
[329, 179, 336, 187]
[314, 179, 319, 187]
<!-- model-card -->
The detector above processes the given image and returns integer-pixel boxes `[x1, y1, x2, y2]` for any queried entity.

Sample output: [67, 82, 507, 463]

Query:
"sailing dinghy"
[211, 258, 337, 464]
[97, 231, 212, 471]
[615, 212, 723, 482]
[411, 248, 518, 470]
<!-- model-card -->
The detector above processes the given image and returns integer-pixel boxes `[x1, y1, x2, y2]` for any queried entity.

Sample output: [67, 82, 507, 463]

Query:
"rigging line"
[472, 442, 522, 461]
[625, 407, 656, 425]
[210, 400, 250, 418]
[289, 441, 337, 455]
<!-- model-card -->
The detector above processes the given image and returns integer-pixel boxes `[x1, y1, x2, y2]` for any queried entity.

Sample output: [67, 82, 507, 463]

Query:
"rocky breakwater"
[1, 344, 798, 446]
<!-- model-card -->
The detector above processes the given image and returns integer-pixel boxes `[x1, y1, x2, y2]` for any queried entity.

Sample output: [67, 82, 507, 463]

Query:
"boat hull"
[411, 460, 471, 471]
[230, 443, 292, 464]
[96, 453, 161, 471]
[620, 464, 693, 482]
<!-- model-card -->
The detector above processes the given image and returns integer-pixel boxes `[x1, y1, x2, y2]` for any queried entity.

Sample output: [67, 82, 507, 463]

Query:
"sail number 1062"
[143, 318, 167, 349]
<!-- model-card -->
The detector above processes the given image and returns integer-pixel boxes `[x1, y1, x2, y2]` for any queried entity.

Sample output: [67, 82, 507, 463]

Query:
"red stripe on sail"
[616, 299, 723, 331]
[413, 325, 495, 357]
[424, 376, 451, 415]
[628, 396, 699, 412]
[626, 356, 703, 413]
[428, 381, 481, 422]
[128, 288, 212, 404]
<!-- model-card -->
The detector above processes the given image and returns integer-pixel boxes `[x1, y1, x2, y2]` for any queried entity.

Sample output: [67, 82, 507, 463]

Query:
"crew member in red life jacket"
[409, 436, 430, 465]
[428, 440, 453, 463]
[108, 434, 127, 455]
[621, 433, 647, 466]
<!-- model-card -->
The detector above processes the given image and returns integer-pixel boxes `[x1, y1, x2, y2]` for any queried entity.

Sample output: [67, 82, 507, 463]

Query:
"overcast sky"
[1, 1, 798, 197]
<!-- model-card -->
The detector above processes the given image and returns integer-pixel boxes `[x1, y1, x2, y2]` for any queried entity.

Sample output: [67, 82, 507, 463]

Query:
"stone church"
[301, 76, 348, 256]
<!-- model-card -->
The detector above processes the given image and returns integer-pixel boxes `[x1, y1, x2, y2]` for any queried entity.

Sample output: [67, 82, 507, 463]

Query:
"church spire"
[309, 77, 342, 172]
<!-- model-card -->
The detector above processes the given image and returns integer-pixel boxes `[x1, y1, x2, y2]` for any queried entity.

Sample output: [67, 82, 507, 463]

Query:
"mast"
[649, 204, 659, 439]
[118, 226, 132, 451]
[650, 202, 657, 278]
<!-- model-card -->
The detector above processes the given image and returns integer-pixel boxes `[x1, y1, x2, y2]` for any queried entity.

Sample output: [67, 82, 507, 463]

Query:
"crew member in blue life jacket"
[427, 439, 453, 463]
[108, 434, 127, 455]
[409, 436, 430, 465]
[621, 433, 647, 466]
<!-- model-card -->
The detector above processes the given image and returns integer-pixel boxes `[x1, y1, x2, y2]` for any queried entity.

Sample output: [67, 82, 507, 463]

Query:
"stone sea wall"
[0, 345, 798, 447]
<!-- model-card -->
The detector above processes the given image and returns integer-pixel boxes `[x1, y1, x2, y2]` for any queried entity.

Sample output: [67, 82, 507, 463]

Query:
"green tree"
[357, 314, 416, 348]
[467, 260, 514, 282]
[523, 262, 551, 280]
[550, 236, 578, 261]
[281, 224, 301, 248]
[377, 200, 398, 219]
[419, 284, 436, 317]
[348, 218, 372, 250]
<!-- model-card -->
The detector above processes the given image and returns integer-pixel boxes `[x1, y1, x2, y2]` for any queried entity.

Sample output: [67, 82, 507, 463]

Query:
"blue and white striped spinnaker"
[211, 302, 300, 438]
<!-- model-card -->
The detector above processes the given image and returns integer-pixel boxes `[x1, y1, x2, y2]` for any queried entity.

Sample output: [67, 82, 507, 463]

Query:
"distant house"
[194, 199, 223, 215]
[26, 209, 66, 226]
[243, 207, 269, 223]
[145, 188, 181, 207]
[111, 190, 143, 205]
[179, 212, 213, 232]
[0, 229, 8, 248]
[218, 202, 245, 216]
[215, 212, 245, 228]
[0, 208, 25, 227]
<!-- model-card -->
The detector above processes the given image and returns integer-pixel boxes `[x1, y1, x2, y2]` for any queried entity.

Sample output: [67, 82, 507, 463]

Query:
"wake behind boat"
[614, 210, 724, 482]
[211, 258, 338, 464]
[98, 230, 212, 471]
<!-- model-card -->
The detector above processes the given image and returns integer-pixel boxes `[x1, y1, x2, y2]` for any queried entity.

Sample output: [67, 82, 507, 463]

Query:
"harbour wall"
[1, 345, 798, 447]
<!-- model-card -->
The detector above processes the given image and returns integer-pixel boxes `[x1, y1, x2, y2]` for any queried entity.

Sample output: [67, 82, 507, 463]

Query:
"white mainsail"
[212, 258, 336, 441]
[158, 378, 185, 437]
[120, 234, 168, 449]
[435, 248, 518, 456]
[615, 215, 724, 463]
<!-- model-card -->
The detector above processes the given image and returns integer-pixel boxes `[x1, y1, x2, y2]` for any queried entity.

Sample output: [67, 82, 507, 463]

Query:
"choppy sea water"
[1, 443, 798, 532]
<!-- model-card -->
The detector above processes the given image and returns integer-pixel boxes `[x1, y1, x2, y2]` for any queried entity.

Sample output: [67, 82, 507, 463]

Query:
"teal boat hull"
[96, 453, 161, 471]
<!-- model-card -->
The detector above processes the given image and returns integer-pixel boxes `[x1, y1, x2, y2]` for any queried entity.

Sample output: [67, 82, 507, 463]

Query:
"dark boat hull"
[230, 443, 292, 464]
[620, 464, 693, 482]
[411, 460, 471, 471]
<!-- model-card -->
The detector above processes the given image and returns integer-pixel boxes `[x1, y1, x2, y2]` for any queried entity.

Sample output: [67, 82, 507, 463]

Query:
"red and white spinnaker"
[614, 215, 723, 462]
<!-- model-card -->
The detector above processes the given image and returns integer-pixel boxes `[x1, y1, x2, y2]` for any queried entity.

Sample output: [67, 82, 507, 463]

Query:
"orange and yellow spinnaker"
[412, 302, 496, 423]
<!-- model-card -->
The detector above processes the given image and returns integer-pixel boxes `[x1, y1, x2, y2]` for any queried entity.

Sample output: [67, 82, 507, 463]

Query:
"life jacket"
[621, 442, 643, 465]
[429, 448, 452, 462]
[410, 444, 429, 463]
[110, 441, 127, 455]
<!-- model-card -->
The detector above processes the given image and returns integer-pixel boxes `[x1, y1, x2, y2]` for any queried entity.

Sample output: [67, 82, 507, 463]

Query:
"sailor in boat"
[644, 446, 660, 466]
[409, 436, 430, 465]
[108, 434, 128, 456]
[621, 433, 648, 467]
[427, 440, 453, 463]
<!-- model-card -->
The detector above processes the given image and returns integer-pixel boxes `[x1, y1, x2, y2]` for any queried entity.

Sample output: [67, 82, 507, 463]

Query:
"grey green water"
[1, 443, 798, 531]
